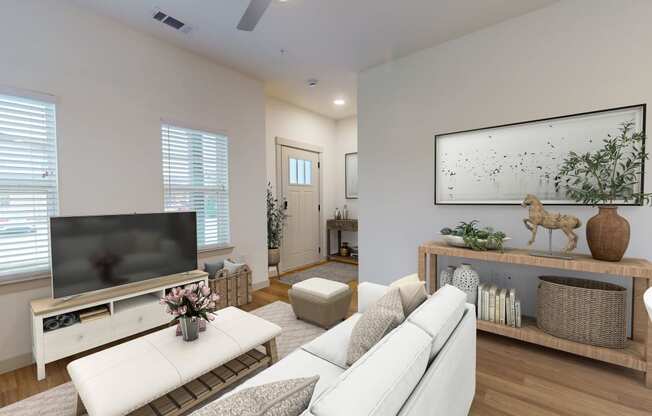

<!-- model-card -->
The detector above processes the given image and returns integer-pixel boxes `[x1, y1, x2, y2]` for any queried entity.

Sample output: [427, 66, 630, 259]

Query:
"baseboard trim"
[0, 353, 33, 375]
[253, 280, 270, 290]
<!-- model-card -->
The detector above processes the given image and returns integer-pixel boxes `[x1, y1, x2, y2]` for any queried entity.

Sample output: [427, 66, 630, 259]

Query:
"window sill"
[198, 244, 235, 257]
[0, 272, 51, 294]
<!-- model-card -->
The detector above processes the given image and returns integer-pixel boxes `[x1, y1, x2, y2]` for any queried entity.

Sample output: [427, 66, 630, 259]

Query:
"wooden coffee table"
[68, 307, 281, 416]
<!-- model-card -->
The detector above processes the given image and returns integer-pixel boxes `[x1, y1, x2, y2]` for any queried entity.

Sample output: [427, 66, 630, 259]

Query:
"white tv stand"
[30, 270, 208, 380]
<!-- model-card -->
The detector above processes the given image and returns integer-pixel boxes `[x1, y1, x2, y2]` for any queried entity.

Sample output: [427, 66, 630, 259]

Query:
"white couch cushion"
[357, 282, 391, 313]
[293, 278, 350, 300]
[226, 349, 345, 407]
[302, 313, 361, 369]
[408, 284, 467, 360]
[310, 322, 432, 416]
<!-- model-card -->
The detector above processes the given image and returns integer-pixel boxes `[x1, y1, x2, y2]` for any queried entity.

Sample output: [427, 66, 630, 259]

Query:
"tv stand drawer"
[113, 301, 169, 339]
[44, 318, 112, 362]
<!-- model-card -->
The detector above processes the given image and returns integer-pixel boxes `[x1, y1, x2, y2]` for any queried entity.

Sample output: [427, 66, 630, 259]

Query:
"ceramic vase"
[440, 266, 456, 287]
[452, 263, 479, 304]
[586, 207, 630, 262]
[179, 317, 199, 342]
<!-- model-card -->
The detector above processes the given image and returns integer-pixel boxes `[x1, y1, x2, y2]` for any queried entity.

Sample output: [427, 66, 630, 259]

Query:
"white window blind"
[0, 93, 58, 281]
[162, 124, 230, 249]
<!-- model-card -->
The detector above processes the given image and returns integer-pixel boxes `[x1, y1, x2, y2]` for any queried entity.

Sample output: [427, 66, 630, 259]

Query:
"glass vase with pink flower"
[160, 281, 220, 341]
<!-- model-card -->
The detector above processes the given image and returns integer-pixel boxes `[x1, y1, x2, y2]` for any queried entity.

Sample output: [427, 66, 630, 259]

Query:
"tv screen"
[50, 212, 198, 298]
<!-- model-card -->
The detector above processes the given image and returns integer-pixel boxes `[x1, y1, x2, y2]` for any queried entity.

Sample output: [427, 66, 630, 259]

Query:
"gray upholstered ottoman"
[288, 278, 352, 329]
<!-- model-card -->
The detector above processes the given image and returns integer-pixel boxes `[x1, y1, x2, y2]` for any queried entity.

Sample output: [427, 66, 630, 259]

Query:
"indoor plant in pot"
[267, 183, 287, 274]
[160, 282, 219, 341]
[555, 121, 651, 261]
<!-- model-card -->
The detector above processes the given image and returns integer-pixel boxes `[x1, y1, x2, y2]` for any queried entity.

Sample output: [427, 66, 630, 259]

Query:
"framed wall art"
[434, 104, 646, 205]
[345, 152, 358, 199]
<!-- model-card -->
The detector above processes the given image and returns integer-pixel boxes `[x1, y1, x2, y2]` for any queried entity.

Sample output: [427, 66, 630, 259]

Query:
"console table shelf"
[418, 241, 652, 387]
[478, 317, 646, 371]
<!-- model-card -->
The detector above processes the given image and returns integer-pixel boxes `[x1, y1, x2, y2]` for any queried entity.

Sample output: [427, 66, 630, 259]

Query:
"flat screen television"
[50, 212, 198, 298]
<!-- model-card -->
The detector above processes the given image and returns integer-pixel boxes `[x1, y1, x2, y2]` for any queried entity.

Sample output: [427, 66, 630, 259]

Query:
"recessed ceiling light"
[333, 98, 346, 106]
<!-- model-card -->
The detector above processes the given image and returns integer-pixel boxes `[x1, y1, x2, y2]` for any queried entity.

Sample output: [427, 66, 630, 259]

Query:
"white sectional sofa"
[202, 281, 476, 416]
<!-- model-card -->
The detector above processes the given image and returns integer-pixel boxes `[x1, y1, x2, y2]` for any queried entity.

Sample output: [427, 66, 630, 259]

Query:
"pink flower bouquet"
[160, 281, 220, 322]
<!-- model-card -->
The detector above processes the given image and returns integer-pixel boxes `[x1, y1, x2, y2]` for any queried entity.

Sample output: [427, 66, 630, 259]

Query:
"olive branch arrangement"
[554, 121, 652, 205]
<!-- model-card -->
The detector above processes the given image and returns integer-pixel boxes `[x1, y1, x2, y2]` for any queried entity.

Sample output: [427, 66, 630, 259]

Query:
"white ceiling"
[70, 0, 557, 119]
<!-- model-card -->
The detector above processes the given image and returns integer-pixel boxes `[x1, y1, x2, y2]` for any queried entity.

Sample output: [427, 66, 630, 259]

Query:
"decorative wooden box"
[208, 265, 253, 310]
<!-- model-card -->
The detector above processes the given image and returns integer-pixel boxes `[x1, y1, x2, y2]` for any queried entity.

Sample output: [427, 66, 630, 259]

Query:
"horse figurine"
[522, 194, 582, 252]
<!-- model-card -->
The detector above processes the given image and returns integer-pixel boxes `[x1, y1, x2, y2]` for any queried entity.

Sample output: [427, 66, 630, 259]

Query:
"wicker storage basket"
[208, 265, 253, 311]
[537, 276, 626, 348]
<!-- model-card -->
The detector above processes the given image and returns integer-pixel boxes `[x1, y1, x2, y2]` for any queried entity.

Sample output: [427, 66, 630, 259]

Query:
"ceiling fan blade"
[237, 0, 272, 31]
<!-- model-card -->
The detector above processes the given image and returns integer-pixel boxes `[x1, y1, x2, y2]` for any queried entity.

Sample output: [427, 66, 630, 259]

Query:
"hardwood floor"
[1, 271, 651, 415]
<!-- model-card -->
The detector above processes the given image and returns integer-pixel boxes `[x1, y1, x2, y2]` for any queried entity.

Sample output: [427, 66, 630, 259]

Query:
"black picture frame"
[434, 104, 647, 206]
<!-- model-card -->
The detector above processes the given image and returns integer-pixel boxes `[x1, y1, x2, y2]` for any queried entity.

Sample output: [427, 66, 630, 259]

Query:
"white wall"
[265, 98, 337, 258]
[358, 0, 652, 323]
[265, 99, 359, 258]
[335, 117, 359, 217]
[0, 0, 266, 370]
[334, 117, 359, 248]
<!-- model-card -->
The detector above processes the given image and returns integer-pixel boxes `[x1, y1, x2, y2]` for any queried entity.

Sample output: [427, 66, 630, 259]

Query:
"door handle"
[284, 200, 288, 210]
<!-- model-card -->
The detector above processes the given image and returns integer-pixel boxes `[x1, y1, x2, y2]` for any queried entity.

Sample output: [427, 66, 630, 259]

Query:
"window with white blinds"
[0, 93, 58, 281]
[162, 124, 230, 249]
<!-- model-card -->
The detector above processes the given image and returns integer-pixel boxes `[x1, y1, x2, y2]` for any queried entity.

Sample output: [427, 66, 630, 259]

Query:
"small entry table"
[326, 219, 358, 264]
[418, 241, 652, 388]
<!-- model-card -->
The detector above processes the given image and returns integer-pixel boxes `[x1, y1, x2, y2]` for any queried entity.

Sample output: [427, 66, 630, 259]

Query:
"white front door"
[280, 146, 320, 272]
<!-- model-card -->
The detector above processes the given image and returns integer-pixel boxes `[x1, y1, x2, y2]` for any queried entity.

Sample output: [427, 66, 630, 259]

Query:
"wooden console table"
[418, 241, 652, 387]
[326, 219, 358, 264]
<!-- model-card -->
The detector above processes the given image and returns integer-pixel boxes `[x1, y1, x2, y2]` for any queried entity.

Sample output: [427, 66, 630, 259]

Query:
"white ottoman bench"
[288, 278, 352, 328]
[67, 307, 281, 416]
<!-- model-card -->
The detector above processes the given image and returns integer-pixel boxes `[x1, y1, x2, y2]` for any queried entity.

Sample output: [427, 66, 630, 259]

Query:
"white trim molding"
[275, 137, 324, 153]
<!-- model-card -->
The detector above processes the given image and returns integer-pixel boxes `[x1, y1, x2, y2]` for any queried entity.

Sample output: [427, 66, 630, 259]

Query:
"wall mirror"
[345, 152, 358, 199]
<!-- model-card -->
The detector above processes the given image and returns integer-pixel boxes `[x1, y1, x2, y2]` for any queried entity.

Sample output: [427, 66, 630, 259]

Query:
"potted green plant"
[266, 183, 287, 273]
[555, 121, 651, 261]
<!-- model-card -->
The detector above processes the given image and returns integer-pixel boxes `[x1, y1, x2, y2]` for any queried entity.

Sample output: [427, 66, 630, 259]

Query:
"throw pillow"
[390, 273, 420, 286]
[390, 275, 428, 316]
[224, 258, 246, 274]
[204, 260, 224, 279]
[195, 376, 319, 416]
[346, 287, 405, 365]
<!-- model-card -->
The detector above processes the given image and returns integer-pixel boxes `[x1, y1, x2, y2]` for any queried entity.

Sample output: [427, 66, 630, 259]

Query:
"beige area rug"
[279, 261, 358, 286]
[0, 301, 325, 416]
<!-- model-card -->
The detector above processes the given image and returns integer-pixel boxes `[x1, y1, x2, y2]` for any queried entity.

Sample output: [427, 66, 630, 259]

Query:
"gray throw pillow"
[194, 376, 319, 416]
[204, 260, 224, 279]
[346, 287, 405, 366]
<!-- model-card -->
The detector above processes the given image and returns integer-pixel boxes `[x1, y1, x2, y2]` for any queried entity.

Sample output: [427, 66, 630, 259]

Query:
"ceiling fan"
[237, 0, 272, 31]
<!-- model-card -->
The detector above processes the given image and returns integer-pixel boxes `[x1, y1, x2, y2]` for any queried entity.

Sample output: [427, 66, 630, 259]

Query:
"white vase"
[452, 263, 479, 305]
[440, 266, 456, 287]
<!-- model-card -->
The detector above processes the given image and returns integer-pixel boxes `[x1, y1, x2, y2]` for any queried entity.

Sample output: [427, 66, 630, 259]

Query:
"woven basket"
[537, 276, 626, 349]
[207, 265, 253, 311]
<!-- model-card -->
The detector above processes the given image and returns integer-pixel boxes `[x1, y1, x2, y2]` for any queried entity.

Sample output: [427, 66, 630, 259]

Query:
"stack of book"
[79, 305, 110, 323]
[477, 284, 521, 328]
